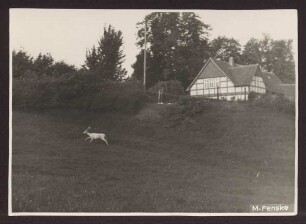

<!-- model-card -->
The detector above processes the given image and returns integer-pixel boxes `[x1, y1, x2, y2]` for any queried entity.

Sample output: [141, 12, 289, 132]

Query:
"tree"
[209, 36, 243, 64]
[242, 38, 263, 65]
[269, 39, 295, 83]
[84, 25, 127, 81]
[12, 49, 34, 78]
[175, 12, 211, 88]
[33, 53, 54, 76]
[84, 46, 99, 71]
[242, 34, 272, 69]
[51, 61, 77, 77]
[132, 12, 211, 89]
[242, 34, 295, 83]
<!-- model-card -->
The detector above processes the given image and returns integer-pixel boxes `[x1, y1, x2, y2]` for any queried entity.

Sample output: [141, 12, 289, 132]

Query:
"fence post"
[161, 87, 164, 104]
[217, 85, 219, 100]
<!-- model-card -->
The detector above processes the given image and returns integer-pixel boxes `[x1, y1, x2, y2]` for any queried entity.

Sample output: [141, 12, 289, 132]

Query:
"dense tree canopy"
[132, 13, 296, 87]
[12, 50, 76, 78]
[209, 36, 243, 64]
[33, 53, 55, 76]
[12, 50, 34, 78]
[84, 25, 127, 81]
[242, 34, 295, 83]
[52, 61, 77, 77]
[132, 12, 211, 89]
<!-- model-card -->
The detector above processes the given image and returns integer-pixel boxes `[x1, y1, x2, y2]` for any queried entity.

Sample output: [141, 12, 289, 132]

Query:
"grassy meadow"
[12, 103, 296, 213]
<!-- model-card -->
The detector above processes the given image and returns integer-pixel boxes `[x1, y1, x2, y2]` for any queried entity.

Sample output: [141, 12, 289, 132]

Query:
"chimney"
[229, 57, 234, 67]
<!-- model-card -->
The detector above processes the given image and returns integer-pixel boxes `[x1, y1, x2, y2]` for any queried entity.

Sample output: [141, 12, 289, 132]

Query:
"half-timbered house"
[186, 57, 282, 101]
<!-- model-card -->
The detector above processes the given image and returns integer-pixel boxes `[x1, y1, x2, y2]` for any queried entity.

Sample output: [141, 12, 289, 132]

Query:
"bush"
[147, 80, 185, 103]
[177, 95, 213, 116]
[13, 73, 148, 114]
[248, 92, 261, 102]
[137, 96, 212, 128]
[250, 93, 294, 114]
[13, 74, 56, 110]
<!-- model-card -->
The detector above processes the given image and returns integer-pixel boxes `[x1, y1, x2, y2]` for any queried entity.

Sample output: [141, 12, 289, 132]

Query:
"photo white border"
[8, 8, 298, 217]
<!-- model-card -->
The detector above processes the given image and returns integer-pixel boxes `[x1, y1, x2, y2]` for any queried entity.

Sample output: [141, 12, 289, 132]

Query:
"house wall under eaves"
[189, 60, 266, 101]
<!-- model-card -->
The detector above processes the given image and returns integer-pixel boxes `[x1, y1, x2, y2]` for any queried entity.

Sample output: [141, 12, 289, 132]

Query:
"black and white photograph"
[9, 9, 297, 215]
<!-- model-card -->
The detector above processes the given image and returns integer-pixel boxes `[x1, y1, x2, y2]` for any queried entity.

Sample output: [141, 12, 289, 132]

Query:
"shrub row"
[249, 92, 295, 114]
[177, 95, 213, 116]
[13, 73, 147, 113]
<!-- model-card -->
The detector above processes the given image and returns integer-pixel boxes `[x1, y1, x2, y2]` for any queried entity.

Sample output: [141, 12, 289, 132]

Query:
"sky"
[10, 9, 297, 76]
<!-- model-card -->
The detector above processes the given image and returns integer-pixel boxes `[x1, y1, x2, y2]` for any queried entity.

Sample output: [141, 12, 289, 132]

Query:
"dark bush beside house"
[249, 92, 295, 114]
[248, 91, 261, 102]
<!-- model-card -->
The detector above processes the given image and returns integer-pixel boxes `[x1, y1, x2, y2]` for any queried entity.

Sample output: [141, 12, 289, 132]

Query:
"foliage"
[248, 92, 261, 102]
[250, 93, 294, 114]
[242, 34, 295, 83]
[131, 50, 157, 87]
[13, 50, 77, 78]
[33, 53, 55, 76]
[132, 12, 211, 89]
[12, 49, 34, 78]
[147, 80, 185, 102]
[52, 61, 77, 77]
[177, 95, 212, 116]
[269, 39, 295, 83]
[137, 95, 213, 128]
[84, 25, 127, 81]
[13, 73, 147, 113]
[209, 36, 243, 64]
[84, 45, 100, 71]
[13, 75, 57, 110]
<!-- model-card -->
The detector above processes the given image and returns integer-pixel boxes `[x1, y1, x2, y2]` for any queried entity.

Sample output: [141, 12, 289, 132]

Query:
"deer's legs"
[101, 137, 108, 145]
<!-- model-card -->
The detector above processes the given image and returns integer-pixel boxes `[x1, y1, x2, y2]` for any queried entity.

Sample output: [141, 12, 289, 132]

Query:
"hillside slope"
[12, 104, 296, 213]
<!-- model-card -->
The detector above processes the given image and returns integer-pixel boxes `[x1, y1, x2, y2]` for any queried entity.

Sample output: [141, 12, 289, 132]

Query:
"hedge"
[13, 73, 147, 113]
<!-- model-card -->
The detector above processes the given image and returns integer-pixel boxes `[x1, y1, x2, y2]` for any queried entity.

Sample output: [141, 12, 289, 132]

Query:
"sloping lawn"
[12, 103, 295, 213]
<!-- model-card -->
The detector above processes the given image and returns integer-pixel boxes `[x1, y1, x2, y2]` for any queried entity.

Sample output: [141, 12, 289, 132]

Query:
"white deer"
[83, 126, 109, 145]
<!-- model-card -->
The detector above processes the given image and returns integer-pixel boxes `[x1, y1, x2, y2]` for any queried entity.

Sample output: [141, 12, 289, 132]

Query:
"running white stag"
[83, 126, 109, 145]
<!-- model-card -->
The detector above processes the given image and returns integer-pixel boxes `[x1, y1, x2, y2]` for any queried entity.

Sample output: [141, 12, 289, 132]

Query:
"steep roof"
[212, 58, 260, 87]
[259, 72, 283, 93]
[187, 57, 282, 93]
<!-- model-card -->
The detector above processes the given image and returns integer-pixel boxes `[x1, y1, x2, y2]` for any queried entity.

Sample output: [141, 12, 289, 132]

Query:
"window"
[204, 78, 220, 89]
[204, 80, 209, 89]
[209, 80, 214, 88]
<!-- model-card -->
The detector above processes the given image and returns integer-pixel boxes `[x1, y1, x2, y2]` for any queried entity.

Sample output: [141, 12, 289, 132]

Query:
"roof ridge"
[229, 64, 258, 68]
[212, 58, 259, 68]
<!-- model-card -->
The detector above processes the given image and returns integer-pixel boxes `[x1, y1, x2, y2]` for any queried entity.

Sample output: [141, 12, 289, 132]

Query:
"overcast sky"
[10, 9, 297, 75]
